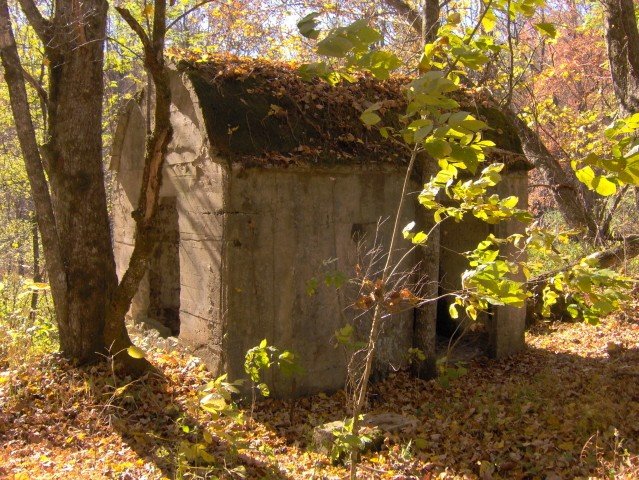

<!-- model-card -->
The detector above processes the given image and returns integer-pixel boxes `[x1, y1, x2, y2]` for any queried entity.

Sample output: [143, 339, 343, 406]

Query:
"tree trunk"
[2, 0, 135, 363]
[44, 0, 125, 361]
[502, 110, 600, 235]
[383, 0, 602, 236]
[385, 0, 439, 44]
[30, 218, 40, 320]
[0, 0, 68, 334]
[602, 0, 639, 117]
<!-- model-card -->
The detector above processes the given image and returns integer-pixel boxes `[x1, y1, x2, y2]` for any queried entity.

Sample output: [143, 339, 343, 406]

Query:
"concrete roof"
[174, 54, 531, 170]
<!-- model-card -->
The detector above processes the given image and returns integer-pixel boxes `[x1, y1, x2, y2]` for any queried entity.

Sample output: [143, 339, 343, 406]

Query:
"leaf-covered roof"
[175, 54, 530, 171]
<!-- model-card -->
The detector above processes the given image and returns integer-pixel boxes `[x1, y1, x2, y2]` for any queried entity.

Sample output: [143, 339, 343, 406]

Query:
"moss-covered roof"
[175, 54, 530, 170]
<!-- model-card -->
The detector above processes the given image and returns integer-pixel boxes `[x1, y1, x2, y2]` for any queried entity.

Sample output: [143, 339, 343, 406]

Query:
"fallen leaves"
[1, 307, 639, 479]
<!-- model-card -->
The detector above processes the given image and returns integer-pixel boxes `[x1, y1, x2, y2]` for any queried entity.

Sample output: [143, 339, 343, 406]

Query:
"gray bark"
[602, 0, 639, 117]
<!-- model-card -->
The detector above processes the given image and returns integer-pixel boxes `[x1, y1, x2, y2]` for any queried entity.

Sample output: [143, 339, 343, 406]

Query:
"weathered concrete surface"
[147, 197, 180, 336]
[223, 166, 420, 396]
[488, 171, 528, 357]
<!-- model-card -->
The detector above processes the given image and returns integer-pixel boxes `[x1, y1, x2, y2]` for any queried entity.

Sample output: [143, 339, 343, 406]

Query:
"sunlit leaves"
[244, 339, 301, 398]
[572, 114, 639, 191]
[297, 15, 400, 81]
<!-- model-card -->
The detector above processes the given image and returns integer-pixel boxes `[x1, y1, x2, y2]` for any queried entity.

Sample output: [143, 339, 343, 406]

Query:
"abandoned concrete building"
[111, 57, 532, 396]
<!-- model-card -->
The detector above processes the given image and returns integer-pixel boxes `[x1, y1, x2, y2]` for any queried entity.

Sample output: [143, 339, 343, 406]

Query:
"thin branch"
[16, 0, 52, 46]
[384, 0, 423, 33]
[107, 35, 144, 61]
[114, 7, 152, 56]
[21, 65, 48, 110]
[166, 0, 216, 32]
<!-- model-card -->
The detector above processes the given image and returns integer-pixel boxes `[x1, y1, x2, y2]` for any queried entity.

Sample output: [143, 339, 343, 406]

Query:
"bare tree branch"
[114, 7, 153, 58]
[384, 0, 423, 33]
[16, 0, 52, 46]
[166, 0, 216, 32]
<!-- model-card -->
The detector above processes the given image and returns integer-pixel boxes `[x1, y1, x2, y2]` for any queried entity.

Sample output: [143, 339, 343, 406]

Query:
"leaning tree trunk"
[502, 110, 601, 236]
[602, 0, 639, 210]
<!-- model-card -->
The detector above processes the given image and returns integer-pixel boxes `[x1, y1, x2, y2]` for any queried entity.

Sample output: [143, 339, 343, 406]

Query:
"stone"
[312, 412, 418, 457]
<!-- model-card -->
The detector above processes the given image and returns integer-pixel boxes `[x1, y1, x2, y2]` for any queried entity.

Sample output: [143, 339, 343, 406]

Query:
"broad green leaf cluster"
[573, 113, 639, 196]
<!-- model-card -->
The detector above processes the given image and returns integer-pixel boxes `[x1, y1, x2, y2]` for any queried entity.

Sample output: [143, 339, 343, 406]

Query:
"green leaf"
[360, 110, 381, 126]
[482, 8, 497, 32]
[412, 231, 428, 245]
[297, 12, 321, 39]
[127, 345, 146, 359]
[424, 138, 452, 158]
[356, 50, 401, 79]
[448, 303, 459, 319]
[575, 165, 596, 187]
[335, 324, 355, 345]
[534, 22, 557, 39]
[348, 20, 381, 45]
[316, 35, 353, 57]
[200, 393, 227, 412]
[593, 176, 617, 196]
[566, 304, 580, 319]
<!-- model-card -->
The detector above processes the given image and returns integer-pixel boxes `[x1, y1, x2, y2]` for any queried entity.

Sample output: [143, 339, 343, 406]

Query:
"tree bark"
[602, 0, 639, 117]
[383, 0, 602, 236]
[30, 218, 40, 320]
[1, 0, 136, 363]
[502, 110, 600, 235]
[3, 0, 174, 372]
[106, 0, 172, 371]
[44, 0, 122, 361]
[385, 0, 439, 44]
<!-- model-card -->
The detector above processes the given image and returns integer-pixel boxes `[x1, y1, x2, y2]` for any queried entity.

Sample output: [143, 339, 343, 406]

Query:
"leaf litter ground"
[1, 307, 638, 479]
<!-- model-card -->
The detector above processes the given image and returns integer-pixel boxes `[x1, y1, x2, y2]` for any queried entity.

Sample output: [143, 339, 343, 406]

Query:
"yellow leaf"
[127, 345, 146, 359]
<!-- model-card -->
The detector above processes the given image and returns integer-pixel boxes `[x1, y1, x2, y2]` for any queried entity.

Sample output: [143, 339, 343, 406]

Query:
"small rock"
[311, 412, 418, 458]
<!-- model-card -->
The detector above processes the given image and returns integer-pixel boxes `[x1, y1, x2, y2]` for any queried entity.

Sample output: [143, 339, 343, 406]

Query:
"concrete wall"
[488, 171, 528, 357]
[111, 71, 230, 372]
[222, 166, 421, 396]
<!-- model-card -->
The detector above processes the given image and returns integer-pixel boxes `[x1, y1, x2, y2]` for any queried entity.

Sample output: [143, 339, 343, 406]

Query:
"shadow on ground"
[101, 363, 293, 479]
[255, 341, 639, 478]
[2, 323, 637, 479]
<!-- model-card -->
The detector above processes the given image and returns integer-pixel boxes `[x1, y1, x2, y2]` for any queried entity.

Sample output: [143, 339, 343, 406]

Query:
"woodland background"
[1, 0, 639, 478]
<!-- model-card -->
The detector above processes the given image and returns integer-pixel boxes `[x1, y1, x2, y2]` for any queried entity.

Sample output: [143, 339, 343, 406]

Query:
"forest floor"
[2, 306, 639, 480]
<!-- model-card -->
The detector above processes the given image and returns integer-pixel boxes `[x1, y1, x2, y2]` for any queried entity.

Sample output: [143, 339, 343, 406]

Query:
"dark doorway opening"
[436, 275, 489, 362]
[147, 197, 180, 336]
